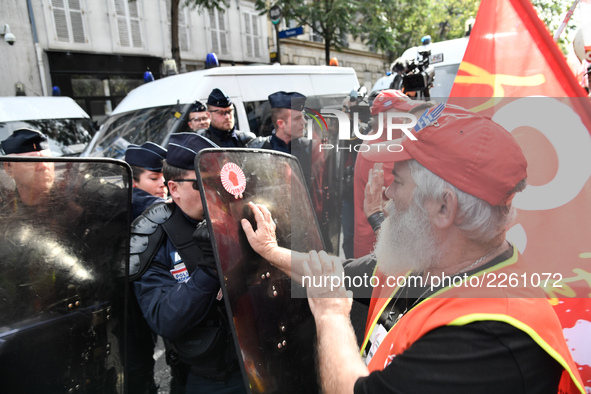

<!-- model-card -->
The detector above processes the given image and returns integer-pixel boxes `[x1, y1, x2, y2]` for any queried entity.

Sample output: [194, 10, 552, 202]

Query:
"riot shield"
[297, 98, 343, 255]
[196, 149, 323, 394]
[0, 157, 131, 393]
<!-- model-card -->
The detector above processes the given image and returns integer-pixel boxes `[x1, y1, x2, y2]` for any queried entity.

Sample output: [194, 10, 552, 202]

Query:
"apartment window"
[209, 9, 229, 55]
[165, 0, 190, 52]
[243, 12, 261, 58]
[51, 0, 87, 44]
[310, 21, 323, 43]
[114, 0, 143, 48]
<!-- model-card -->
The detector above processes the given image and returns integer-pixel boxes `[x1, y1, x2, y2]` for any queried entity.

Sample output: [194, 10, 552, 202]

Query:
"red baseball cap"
[361, 105, 527, 206]
[370, 89, 423, 115]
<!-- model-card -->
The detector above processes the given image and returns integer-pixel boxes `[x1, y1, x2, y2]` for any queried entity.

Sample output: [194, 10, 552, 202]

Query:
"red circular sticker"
[220, 162, 246, 198]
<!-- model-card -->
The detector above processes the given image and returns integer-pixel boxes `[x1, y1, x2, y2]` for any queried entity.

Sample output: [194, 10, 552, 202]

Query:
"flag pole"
[554, 0, 580, 42]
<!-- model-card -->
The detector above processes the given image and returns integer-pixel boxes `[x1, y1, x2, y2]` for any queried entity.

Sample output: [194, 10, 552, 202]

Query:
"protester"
[187, 101, 211, 131]
[125, 141, 168, 220]
[352, 90, 431, 257]
[241, 104, 585, 393]
[199, 88, 255, 147]
[130, 133, 245, 393]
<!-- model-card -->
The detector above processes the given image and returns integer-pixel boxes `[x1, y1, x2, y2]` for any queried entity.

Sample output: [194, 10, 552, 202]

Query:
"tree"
[255, 0, 358, 65]
[255, 0, 480, 65]
[532, 0, 576, 53]
[170, 0, 228, 71]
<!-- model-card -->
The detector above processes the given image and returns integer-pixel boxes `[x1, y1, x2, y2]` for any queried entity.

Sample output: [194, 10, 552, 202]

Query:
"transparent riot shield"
[0, 157, 131, 393]
[279, 95, 342, 255]
[196, 149, 323, 394]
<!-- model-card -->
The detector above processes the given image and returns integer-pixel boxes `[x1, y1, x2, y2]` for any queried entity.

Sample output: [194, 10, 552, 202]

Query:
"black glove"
[192, 220, 217, 274]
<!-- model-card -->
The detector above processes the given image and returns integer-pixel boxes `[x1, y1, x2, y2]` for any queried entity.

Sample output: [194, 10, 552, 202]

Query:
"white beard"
[374, 199, 441, 276]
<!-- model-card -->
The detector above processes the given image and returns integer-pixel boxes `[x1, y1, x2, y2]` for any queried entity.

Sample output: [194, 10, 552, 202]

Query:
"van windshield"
[431, 64, 461, 98]
[88, 105, 186, 159]
[0, 119, 96, 157]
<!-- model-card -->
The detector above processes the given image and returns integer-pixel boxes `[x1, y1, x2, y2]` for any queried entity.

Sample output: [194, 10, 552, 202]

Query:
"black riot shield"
[0, 157, 131, 393]
[196, 149, 323, 394]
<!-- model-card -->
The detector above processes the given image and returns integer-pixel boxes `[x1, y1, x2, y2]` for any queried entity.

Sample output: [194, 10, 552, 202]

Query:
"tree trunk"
[324, 37, 331, 65]
[171, 0, 181, 71]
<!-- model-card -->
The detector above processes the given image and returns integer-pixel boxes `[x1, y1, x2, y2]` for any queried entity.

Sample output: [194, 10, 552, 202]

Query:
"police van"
[371, 36, 469, 97]
[82, 65, 360, 158]
[0, 96, 97, 156]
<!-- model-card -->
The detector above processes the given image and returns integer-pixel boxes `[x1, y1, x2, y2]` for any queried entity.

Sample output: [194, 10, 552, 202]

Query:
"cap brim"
[360, 138, 412, 163]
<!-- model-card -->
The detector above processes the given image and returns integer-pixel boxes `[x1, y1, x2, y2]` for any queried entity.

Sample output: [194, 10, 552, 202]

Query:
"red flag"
[450, 0, 591, 389]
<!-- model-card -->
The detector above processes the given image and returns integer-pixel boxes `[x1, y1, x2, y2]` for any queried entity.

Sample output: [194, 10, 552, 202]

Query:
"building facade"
[0, 0, 387, 122]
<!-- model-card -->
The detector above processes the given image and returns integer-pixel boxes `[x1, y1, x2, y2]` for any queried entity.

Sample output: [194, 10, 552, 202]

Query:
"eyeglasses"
[190, 117, 209, 122]
[172, 179, 199, 190]
[209, 108, 234, 117]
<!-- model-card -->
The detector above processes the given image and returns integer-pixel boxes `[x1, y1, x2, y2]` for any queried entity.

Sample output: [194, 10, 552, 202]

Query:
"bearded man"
[241, 105, 585, 393]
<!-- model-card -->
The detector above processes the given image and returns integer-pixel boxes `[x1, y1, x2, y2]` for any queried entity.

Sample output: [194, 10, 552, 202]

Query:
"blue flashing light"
[421, 35, 432, 45]
[206, 53, 219, 69]
[143, 71, 154, 83]
[52, 86, 61, 96]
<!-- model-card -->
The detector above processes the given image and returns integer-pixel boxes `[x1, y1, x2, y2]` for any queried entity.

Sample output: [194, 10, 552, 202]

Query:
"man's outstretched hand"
[241, 201, 279, 261]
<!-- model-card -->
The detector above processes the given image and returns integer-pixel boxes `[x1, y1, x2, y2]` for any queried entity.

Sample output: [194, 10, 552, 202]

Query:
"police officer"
[130, 133, 245, 393]
[124, 141, 170, 393]
[199, 88, 255, 147]
[248, 91, 327, 229]
[187, 100, 211, 132]
[247, 91, 307, 153]
[1, 128, 54, 212]
[125, 141, 168, 220]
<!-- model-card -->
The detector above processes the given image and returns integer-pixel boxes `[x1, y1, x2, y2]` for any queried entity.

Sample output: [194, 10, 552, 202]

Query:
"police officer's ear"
[168, 180, 181, 199]
[3, 161, 13, 177]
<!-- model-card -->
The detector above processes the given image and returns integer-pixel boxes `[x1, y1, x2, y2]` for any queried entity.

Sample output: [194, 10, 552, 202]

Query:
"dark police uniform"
[125, 141, 169, 393]
[130, 133, 245, 394]
[198, 88, 255, 147]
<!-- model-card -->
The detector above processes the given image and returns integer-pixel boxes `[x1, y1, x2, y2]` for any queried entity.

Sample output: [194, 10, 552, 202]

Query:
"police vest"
[361, 246, 585, 394]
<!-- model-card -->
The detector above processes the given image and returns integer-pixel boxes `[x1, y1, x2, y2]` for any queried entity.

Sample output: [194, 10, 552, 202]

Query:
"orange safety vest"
[361, 246, 585, 394]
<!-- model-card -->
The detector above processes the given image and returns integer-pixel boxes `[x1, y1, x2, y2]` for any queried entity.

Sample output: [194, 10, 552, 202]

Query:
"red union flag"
[450, 0, 591, 388]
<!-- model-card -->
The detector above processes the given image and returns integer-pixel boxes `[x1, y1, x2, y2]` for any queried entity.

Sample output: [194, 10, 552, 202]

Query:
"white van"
[371, 37, 469, 98]
[83, 65, 360, 158]
[0, 96, 96, 156]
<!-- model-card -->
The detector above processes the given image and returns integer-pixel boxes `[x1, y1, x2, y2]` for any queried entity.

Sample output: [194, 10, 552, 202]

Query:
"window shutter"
[68, 0, 85, 43]
[114, 0, 129, 46]
[210, 9, 220, 54]
[114, 0, 143, 48]
[218, 11, 228, 54]
[51, 0, 86, 44]
[52, 0, 70, 42]
[244, 13, 252, 57]
[252, 14, 260, 57]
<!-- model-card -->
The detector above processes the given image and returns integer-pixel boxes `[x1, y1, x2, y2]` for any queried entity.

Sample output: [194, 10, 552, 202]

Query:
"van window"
[89, 105, 186, 158]
[0, 119, 95, 157]
[244, 100, 272, 137]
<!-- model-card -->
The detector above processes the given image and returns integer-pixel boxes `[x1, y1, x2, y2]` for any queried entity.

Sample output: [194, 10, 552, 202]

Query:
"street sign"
[270, 5, 282, 25]
[278, 26, 304, 39]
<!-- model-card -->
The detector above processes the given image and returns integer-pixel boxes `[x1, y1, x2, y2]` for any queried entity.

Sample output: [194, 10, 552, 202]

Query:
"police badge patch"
[170, 252, 190, 283]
